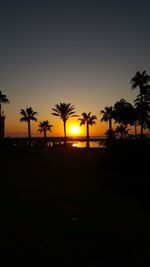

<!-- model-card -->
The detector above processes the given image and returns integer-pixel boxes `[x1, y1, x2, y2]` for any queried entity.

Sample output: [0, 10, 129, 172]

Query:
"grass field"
[1, 143, 150, 266]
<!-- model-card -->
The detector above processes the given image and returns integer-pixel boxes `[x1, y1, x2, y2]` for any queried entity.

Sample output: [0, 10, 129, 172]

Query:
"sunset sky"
[0, 0, 150, 137]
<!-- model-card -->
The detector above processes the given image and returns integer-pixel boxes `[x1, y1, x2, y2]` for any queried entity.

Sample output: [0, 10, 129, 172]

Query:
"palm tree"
[134, 98, 150, 133]
[52, 103, 77, 146]
[115, 124, 130, 139]
[100, 106, 114, 132]
[78, 112, 97, 148]
[104, 129, 116, 140]
[38, 120, 53, 146]
[0, 90, 9, 116]
[20, 107, 37, 147]
[131, 70, 150, 137]
[113, 99, 135, 126]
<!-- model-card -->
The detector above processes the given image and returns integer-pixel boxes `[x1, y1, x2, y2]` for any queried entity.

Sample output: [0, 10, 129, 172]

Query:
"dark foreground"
[1, 142, 150, 266]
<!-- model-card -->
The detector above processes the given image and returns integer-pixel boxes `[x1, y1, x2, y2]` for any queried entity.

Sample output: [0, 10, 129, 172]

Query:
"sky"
[0, 0, 150, 137]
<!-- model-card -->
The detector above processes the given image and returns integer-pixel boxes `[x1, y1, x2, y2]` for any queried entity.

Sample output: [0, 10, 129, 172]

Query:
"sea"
[8, 136, 106, 148]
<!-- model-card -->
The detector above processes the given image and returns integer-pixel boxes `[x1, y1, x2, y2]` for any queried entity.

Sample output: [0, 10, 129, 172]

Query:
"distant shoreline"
[5, 136, 106, 141]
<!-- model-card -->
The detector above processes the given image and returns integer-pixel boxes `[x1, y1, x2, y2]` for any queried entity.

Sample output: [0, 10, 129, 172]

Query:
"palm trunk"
[86, 122, 89, 148]
[0, 103, 1, 138]
[44, 130, 47, 146]
[109, 118, 112, 132]
[63, 120, 67, 146]
[134, 121, 137, 137]
[28, 119, 31, 147]
[140, 93, 144, 139]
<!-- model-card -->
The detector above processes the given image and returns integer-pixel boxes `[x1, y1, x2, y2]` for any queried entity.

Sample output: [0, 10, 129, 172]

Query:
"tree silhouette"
[131, 70, 150, 137]
[115, 124, 130, 139]
[100, 106, 114, 132]
[104, 129, 116, 140]
[133, 106, 138, 137]
[113, 99, 135, 126]
[79, 112, 97, 148]
[134, 98, 150, 133]
[0, 90, 9, 116]
[52, 103, 77, 146]
[38, 120, 53, 146]
[20, 107, 37, 147]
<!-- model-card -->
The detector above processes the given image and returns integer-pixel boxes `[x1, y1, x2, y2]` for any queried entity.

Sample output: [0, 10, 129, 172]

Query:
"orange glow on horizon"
[5, 115, 145, 138]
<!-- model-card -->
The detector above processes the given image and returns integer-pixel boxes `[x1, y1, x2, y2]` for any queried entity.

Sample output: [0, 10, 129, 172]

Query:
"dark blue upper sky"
[0, 0, 150, 135]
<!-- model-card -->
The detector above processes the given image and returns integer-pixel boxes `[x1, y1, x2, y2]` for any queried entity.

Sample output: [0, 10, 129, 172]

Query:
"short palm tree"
[52, 103, 77, 146]
[100, 106, 114, 132]
[78, 112, 97, 148]
[20, 107, 37, 147]
[131, 70, 150, 137]
[104, 129, 116, 140]
[0, 90, 9, 116]
[38, 120, 53, 146]
[115, 124, 130, 139]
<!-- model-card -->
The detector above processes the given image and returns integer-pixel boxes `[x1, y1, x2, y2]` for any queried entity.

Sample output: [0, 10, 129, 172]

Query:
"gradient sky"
[0, 0, 150, 137]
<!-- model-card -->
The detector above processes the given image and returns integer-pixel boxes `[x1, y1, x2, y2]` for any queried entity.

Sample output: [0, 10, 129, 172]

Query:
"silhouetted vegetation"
[115, 124, 130, 139]
[131, 70, 150, 138]
[100, 71, 150, 142]
[0, 90, 9, 116]
[20, 107, 37, 147]
[0, 70, 150, 146]
[79, 112, 97, 148]
[52, 103, 77, 146]
[101, 106, 114, 133]
[1, 71, 150, 267]
[38, 120, 53, 146]
[0, 91, 9, 139]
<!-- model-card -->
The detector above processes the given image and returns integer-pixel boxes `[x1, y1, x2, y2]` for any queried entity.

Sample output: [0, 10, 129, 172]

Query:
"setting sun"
[69, 125, 80, 135]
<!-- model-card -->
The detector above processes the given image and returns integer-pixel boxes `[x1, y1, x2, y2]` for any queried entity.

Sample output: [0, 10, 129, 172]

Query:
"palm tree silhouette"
[100, 106, 114, 132]
[134, 99, 150, 133]
[78, 112, 97, 148]
[52, 103, 77, 146]
[38, 120, 53, 146]
[20, 107, 37, 147]
[115, 124, 130, 139]
[131, 70, 150, 137]
[0, 90, 9, 116]
[113, 99, 134, 124]
[104, 129, 116, 140]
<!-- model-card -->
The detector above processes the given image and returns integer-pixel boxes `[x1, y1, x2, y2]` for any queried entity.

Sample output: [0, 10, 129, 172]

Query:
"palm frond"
[20, 107, 37, 122]
[38, 120, 53, 133]
[52, 102, 77, 121]
[20, 117, 28, 122]
[0, 91, 9, 103]
[38, 128, 43, 133]
[31, 117, 37, 122]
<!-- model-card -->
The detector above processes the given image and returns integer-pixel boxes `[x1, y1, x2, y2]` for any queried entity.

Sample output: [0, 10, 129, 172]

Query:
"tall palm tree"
[52, 103, 77, 146]
[100, 106, 114, 132]
[38, 120, 53, 146]
[134, 98, 150, 133]
[131, 70, 150, 137]
[20, 107, 37, 147]
[78, 112, 97, 148]
[0, 90, 9, 116]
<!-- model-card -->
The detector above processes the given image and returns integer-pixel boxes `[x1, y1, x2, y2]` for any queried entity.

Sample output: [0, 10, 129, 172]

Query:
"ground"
[1, 143, 150, 266]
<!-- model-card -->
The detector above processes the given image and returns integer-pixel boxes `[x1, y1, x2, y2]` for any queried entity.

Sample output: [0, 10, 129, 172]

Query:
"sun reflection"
[72, 143, 78, 147]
